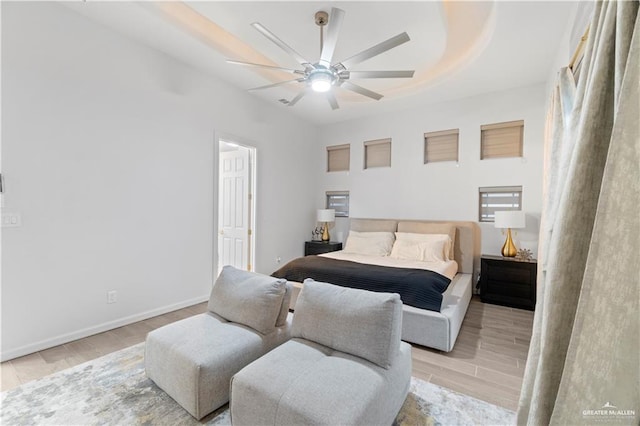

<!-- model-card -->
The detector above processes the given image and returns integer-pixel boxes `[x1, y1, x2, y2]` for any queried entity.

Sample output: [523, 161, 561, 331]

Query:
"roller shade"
[364, 138, 391, 169]
[481, 120, 524, 159]
[327, 144, 350, 172]
[479, 186, 522, 222]
[424, 129, 459, 163]
[326, 191, 349, 217]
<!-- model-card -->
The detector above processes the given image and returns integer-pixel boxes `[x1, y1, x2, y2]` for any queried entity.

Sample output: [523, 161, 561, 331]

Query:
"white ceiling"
[63, 1, 577, 125]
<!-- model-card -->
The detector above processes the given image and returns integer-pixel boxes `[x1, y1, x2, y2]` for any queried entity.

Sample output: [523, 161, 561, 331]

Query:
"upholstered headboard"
[349, 219, 398, 233]
[348, 218, 481, 278]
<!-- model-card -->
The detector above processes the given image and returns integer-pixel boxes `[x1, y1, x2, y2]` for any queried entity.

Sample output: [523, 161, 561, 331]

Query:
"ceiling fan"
[226, 7, 415, 110]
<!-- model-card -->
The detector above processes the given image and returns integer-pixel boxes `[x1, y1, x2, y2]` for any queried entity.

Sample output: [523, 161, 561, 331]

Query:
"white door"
[219, 147, 251, 271]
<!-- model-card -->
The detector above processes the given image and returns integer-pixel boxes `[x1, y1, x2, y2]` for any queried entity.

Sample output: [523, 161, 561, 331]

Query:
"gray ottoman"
[230, 279, 412, 425]
[145, 266, 292, 419]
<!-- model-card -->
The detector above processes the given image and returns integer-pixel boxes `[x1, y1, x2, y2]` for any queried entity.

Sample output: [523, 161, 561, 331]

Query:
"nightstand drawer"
[304, 241, 342, 256]
[479, 255, 537, 311]
[485, 265, 531, 284]
[485, 280, 532, 299]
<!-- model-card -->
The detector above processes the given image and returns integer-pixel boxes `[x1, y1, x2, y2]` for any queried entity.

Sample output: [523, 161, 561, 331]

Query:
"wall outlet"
[1, 212, 21, 228]
[107, 290, 117, 304]
[276, 256, 282, 264]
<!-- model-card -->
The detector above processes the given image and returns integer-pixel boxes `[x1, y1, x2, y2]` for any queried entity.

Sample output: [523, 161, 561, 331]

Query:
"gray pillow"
[292, 279, 402, 369]
[208, 266, 287, 334]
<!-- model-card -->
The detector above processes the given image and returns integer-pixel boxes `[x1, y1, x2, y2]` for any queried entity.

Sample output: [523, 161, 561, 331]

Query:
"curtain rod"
[569, 25, 590, 70]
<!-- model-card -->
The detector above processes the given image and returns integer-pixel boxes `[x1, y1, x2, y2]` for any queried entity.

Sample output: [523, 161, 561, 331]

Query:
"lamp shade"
[494, 211, 525, 229]
[317, 209, 335, 223]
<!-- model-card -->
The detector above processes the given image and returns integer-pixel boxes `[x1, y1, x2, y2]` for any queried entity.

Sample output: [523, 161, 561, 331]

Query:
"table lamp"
[317, 209, 335, 242]
[494, 211, 525, 257]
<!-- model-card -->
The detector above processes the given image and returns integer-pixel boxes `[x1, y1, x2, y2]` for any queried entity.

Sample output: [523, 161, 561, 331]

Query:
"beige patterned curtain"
[518, 1, 639, 425]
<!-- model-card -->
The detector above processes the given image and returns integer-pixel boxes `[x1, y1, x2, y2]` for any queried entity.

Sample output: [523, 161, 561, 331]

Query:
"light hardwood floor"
[1, 297, 533, 411]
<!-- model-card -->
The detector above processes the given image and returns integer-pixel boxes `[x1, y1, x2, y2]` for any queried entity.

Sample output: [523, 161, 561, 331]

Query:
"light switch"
[1, 212, 21, 228]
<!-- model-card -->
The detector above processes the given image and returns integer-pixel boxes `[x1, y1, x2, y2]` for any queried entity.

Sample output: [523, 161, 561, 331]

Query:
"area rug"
[1, 343, 515, 425]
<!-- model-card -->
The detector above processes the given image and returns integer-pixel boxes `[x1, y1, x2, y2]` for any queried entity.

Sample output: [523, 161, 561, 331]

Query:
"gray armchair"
[145, 266, 292, 419]
[230, 279, 412, 425]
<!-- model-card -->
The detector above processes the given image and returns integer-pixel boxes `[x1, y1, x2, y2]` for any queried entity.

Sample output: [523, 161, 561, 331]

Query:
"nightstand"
[479, 255, 537, 311]
[304, 241, 343, 256]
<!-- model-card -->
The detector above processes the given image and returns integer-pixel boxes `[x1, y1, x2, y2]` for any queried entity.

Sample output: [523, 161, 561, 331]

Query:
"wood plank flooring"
[0, 296, 533, 411]
[412, 300, 533, 410]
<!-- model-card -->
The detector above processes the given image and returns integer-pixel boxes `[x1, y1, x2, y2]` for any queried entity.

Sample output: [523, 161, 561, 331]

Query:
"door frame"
[214, 133, 257, 278]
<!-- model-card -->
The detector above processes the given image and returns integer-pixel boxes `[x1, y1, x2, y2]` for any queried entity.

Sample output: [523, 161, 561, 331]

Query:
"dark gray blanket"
[272, 256, 452, 312]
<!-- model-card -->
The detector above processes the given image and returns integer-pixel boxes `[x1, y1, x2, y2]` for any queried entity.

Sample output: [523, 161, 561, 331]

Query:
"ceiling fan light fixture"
[309, 68, 338, 93]
[309, 69, 335, 93]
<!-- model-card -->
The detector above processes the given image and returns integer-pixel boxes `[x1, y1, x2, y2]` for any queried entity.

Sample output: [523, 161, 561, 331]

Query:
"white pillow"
[397, 223, 456, 260]
[400, 233, 453, 260]
[390, 233, 452, 262]
[388, 239, 422, 260]
[343, 231, 395, 256]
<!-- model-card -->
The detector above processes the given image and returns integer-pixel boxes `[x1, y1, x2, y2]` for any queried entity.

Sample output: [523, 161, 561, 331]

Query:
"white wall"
[1, 2, 317, 360]
[314, 84, 547, 260]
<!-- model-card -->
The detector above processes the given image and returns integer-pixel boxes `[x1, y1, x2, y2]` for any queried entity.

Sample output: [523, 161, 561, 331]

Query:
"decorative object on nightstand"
[515, 248, 533, 261]
[317, 209, 335, 242]
[311, 226, 323, 241]
[304, 241, 343, 256]
[479, 255, 537, 310]
[494, 210, 525, 257]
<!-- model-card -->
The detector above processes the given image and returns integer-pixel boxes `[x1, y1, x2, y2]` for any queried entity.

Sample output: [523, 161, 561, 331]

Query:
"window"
[479, 186, 522, 222]
[364, 138, 391, 169]
[327, 144, 350, 172]
[481, 120, 524, 159]
[424, 129, 459, 163]
[326, 191, 349, 218]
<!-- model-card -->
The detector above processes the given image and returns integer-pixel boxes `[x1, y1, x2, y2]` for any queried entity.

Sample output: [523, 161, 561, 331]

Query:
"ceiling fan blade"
[341, 81, 383, 100]
[339, 32, 411, 69]
[326, 91, 340, 110]
[251, 22, 313, 68]
[248, 78, 305, 91]
[319, 7, 345, 68]
[288, 90, 307, 107]
[226, 60, 305, 74]
[343, 70, 415, 79]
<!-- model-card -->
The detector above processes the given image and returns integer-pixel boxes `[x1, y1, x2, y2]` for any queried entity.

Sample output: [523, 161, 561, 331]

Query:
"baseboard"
[0, 295, 210, 362]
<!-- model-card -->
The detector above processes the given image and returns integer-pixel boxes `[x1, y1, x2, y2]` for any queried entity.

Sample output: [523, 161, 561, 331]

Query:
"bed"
[275, 219, 480, 352]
